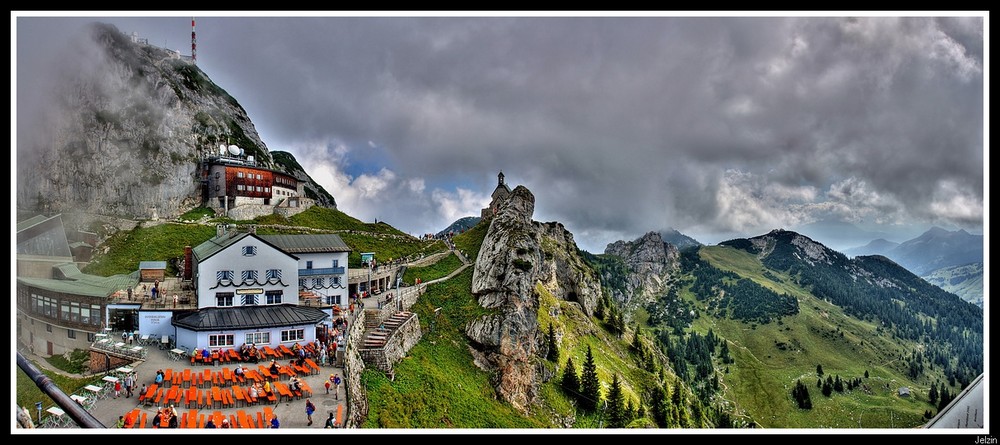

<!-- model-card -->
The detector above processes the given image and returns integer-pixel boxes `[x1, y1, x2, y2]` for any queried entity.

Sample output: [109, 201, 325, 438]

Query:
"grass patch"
[402, 253, 464, 285]
[338, 233, 446, 269]
[82, 223, 216, 276]
[45, 349, 91, 374]
[288, 206, 408, 236]
[177, 206, 215, 222]
[452, 220, 489, 262]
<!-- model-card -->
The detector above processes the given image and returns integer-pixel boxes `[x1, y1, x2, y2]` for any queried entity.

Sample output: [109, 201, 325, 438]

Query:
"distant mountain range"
[843, 227, 983, 305]
[660, 227, 702, 250]
[793, 220, 901, 252]
[436, 216, 481, 238]
[922, 263, 983, 308]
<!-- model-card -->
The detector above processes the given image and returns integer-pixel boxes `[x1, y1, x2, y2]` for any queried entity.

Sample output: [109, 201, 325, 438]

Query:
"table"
[97, 338, 109, 344]
[70, 394, 87, 404]
[102, 375, 119, 384]
[114, 342, 125, 348]
[131, 346, 143, 354]
[140, 334, 151, 345]
[45, 406, 66, 427]
[95, 333, 108, 338]
[161, 335, 170, 349]
[170, 348, 187, 361]
[117, 366, 133, 374]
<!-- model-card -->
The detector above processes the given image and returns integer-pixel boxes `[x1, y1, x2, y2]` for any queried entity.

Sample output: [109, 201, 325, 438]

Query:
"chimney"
[184, 246, 193, 281]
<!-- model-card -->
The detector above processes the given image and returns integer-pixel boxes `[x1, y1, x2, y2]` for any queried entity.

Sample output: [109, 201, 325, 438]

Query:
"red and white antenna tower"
[191, 17, 197, 63]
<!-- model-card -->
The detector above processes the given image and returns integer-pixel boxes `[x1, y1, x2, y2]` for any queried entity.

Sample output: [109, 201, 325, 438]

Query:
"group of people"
[151, 405, 180, 428]
[114, 372, 138, 399]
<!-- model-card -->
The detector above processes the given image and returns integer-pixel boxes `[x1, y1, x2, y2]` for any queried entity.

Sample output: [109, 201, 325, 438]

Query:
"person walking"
[333, 374, 342, 400]
[324, 412, 336, 428]
[114, 380, 122, 398]
[270, 415, 280, 429]
[124, 373, 134, 398]
[305, 399, 316, 426]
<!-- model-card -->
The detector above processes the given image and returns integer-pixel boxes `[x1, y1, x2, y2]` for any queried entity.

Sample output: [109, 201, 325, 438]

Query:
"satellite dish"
[228, 145, 240, 156]
[219, 144, 227, 155]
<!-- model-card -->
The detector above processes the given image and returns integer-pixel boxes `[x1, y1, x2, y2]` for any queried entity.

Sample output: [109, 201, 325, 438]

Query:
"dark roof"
[172, 304, 328, 331]
[192, 231, 253, 262]
[139, 261, 167, 270]
[192, 231, 298, 262]
[258, 234, 351, 253]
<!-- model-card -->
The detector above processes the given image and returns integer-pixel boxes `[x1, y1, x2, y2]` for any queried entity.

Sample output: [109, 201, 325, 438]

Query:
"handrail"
[16, 352, 105, 428]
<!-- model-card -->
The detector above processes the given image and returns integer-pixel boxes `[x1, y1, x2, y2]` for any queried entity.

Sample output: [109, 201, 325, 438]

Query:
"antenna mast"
[191, 17, 197, 64]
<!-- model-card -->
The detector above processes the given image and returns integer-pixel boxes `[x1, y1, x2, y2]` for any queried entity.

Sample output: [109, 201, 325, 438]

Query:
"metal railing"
[16, 352, 105, 428]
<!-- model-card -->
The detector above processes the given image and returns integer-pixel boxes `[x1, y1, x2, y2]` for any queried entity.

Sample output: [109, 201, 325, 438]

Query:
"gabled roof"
[172, 304, 328, 331]
[18, 264, 138, 298]
[258, 234, 351, 253]
[192, 231, 298, 262]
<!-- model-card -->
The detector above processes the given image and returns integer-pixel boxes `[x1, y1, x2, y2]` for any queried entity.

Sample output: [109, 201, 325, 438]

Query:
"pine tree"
[928, 382, 939, 405]
[792, 380, 813, 409]
[606, 374, 626, 428]
[580, 345, 602, 411]
[671, 379, 691, 428]
[546, 323, 559, 362]
[817, 364, 824, 376]
[864, 369, 870, 379]
[561, 357, 581, 399]
[649, 384, 669, 427]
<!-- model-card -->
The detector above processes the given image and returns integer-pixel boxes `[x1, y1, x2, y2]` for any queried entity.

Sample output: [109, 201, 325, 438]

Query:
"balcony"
[299, 266, 345, 276]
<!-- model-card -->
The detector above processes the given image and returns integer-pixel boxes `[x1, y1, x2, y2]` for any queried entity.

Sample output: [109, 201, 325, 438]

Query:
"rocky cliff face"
[603, 231, 679, 309]
[466, 185, 601, 413]
[537, 221, 600, 317]
[467, 185, 543, 413]
[16, 22, 335, 221]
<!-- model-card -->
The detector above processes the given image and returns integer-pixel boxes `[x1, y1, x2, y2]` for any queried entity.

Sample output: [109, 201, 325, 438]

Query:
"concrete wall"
[343, 307, 370, 428]
[87, 349, 134, 373]
[226, 203, 273, 221]
[358, 315, 422, 373]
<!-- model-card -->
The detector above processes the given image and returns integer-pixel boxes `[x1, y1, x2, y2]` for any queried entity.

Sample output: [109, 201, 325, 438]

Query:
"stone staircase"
[360, 311, 414, 349]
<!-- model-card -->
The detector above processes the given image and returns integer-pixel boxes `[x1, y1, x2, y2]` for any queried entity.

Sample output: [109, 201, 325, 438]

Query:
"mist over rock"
[16, 22, 335, 222]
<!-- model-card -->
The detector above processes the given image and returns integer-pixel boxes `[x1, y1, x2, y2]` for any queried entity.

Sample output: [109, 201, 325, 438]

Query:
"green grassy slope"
[83, 206, 445, 276]
[401, 253, 464, 285]
[689, 246, 937, 428]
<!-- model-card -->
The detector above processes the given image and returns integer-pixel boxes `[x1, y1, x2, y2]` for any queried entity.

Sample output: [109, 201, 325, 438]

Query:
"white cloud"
[431, 188, 490, 224]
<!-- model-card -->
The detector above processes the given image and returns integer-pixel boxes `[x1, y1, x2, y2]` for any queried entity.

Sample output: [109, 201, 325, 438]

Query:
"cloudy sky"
[13, 12, 986, 252]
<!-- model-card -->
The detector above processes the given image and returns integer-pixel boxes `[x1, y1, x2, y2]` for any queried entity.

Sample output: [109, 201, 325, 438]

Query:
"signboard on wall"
[138, 311, 174, 339]
[361, 252, 375, 265]
[236, 288, 263, 295]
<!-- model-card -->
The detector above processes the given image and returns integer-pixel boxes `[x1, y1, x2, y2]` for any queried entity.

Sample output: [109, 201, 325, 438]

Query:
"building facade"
[16, 215, 136, 357]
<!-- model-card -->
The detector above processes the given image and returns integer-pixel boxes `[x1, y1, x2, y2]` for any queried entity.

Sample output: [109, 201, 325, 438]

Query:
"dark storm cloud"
[14, 14, 984, 251]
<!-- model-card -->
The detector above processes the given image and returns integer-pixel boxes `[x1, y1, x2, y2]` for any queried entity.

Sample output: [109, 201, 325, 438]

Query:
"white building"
[170, 227, 349, 352]
[259, 234, 350, 309]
